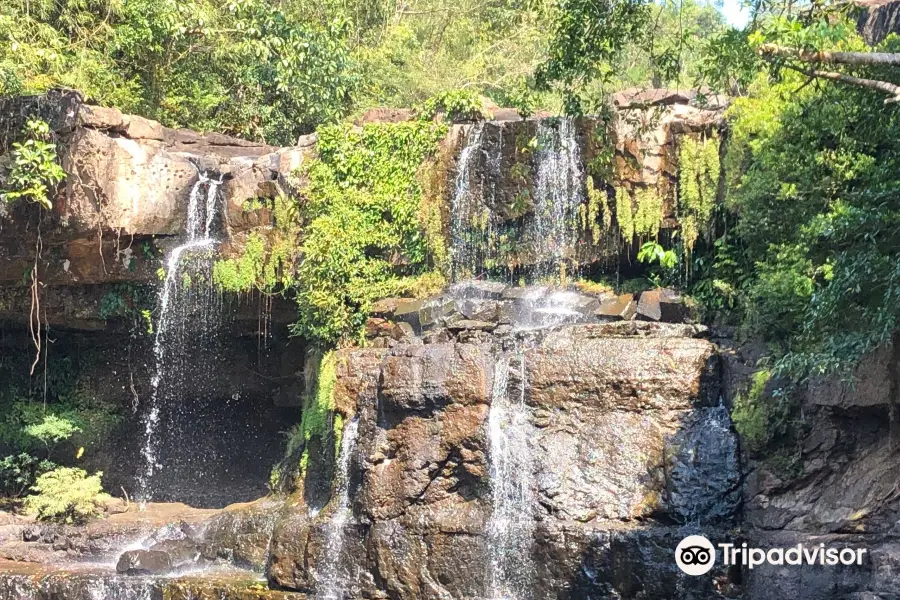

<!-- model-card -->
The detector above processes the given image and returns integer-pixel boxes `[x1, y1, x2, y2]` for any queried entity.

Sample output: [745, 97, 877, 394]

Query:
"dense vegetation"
[5, 0, 900, 496]
[0, 0, 727, 142]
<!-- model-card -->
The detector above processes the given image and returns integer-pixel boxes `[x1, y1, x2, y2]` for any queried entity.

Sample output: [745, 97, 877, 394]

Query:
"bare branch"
[759, 44, 900, 67]
[781, 63, 900, 104]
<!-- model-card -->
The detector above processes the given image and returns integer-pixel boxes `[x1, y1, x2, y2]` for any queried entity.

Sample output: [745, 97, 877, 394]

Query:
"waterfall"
[486, 350, 535, 600]
[136, 171, 223, 504]
[316, 417, 360, 600]
[448, 117, 586, 283]
[450, 122, 487, 280]
[531, 118, 584, 278]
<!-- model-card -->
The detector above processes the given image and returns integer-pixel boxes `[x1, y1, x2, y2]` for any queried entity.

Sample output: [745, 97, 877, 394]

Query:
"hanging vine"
[678, 132, 720, 260]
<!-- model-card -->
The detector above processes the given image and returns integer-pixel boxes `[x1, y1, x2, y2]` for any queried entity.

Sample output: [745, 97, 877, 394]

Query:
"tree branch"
[781, 63, 900, 104]
[759, 44, 900, 67]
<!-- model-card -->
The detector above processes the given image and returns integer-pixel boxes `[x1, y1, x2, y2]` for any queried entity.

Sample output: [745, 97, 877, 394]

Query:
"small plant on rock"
[1, 119, 65, 210]
[24, 467, 109, 524]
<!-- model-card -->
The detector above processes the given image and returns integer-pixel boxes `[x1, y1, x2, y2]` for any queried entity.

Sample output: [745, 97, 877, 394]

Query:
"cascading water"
[315, 417, 360, 600]
[136, 171, 224, 504]
[531, 118, 584, 278]
[448, 117, 586, 283]
[486, 349, 535, 600]
[450, 122, 487, 280]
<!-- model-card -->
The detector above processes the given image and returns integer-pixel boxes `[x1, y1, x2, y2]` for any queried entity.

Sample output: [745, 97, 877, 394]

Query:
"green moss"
[333, 413, 345, 458]
[633, 187, 663, 239]
[731, 369, 773, 454]
[213, 195, 301, 294]
[581, 178, 611, 244]
[290, 351, 338, 479]
[302, 351, 336, 445]
[615, 188, 635, 243]
[678, 134, 720, 257]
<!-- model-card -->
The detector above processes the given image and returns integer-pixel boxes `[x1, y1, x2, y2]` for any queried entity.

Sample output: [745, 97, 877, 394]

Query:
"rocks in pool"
[636, 287, 696, 322]
[116, 539, 201, 575]
[594, 293, 637, 321]
[116, 549, 174, 575]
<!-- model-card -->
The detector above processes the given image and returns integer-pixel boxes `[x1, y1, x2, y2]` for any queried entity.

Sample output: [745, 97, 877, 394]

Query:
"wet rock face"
[368, 283, 701, 351]
[269, 318, 741, 599]
[116, 549, 176, 575]
[728, 339, 900, 599]
[0, 558, 306, 600]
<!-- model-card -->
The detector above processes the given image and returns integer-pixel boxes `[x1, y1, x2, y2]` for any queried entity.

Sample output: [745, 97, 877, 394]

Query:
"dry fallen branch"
[759, 44, 900, 67]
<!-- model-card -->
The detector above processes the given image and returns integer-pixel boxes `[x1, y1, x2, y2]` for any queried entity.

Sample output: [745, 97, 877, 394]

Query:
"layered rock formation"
[442, 92, 725, 276]
[737, 342, 900, 599]
[266, 283, 741, 599]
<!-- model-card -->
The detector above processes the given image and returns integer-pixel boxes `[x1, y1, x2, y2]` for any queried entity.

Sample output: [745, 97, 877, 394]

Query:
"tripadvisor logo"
[675, 535, 868, 576]
[676, 535, 716, 575]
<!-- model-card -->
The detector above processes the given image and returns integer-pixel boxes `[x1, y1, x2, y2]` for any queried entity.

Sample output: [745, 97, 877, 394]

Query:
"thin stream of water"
[486, 349, 535, 600]
[316, 417, 360, 600]
[136, 173, 223, 504]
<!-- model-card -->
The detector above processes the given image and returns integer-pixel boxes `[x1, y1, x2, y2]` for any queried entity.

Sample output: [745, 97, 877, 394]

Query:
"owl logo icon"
[676, 535, 716, 575]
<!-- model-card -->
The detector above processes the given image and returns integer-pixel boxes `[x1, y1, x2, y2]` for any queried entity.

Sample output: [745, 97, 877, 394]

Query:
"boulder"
[116, 549, 173, 575]
[636, 288, 693, 322]
[147, 540, 200, 568]
[370, 297, 414, 319]
[450, 280, 508, 299]
[458, 299, 502, 322]
[594, 294, 637, 321]
[447, 319, 496, 332]
[393, 299, 427, 330]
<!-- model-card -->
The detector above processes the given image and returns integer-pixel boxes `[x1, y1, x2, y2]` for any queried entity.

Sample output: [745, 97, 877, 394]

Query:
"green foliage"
[292, 121, 447, 345]
[1, 0, 353, 144]
[536, 0, 652, 108]
[0, 356, 123, 461]
[720, 68, 900, 378]
[24, 415, 80, 459]
[731, 369, 784, 455]
[678, 133, 720, 258]
[579, 178, 611, 243]
[615, 188, 635, 244]
[0, 453, 55, 498]
[213, 195, 301, 294]
[615, 186, 663, 244]
[1, 119, 65, 209]
[537, 0, 725, 112]
[351, 1, 554, 113]
[24, 467, 109, 524]
[638, 241, 677, 269]
[416, 90, 484, 122]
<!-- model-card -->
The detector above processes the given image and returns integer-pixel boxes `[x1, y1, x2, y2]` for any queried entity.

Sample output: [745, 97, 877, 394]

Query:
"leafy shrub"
[0, 453, 55, 498]
[1, 119, 65, 209]
[291, 121, 448, 344]
[416, 90, 484, 122]
[24, 415, 80, 459]
[24, 467, 109, 524]
[721, 71, 900, 378]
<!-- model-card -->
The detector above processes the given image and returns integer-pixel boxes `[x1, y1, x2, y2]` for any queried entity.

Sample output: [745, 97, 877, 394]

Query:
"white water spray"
[316, 417, 360, 600]
[450, 123, 487, 279]
[136, 172, 223, 504]
[486, 350, 535, 599]
[532, 118, 584, 278]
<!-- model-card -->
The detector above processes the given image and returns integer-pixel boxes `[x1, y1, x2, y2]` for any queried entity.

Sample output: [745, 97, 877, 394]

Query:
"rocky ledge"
[266, 282, 742, 599]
